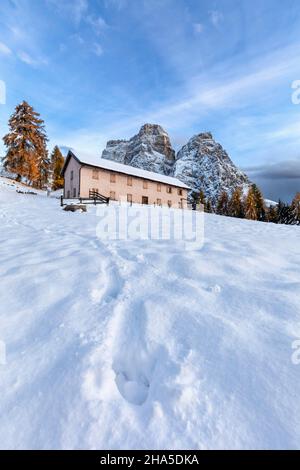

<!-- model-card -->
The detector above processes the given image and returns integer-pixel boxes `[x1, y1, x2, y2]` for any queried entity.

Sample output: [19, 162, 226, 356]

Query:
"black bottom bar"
[0, 450, 299, 466]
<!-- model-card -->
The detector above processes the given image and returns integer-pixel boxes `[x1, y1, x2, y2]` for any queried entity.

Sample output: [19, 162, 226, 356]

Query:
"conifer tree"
[276, 199, 284, 221]
[276, 200, 288, 224]
[277, 202, 294, 225]
[216, 191, 229, 215]
[251, 184, 266, 221]
[3, 101, 49, 188]
[267, 205, 278, 223]
[205, 199, 212, 213]
[190, 191, 198, 210]
[244, 186, 258, 220]
[198, 189, 212, 212]
[51, 146, 64, 190]
[228, 187, 244, 218]
[291, 192, 300, 225]
[198, 189, 206, 206]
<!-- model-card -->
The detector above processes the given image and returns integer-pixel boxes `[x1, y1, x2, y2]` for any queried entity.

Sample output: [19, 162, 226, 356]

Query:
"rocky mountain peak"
[101, 124, 251, 205]
[138, 123, 168, 137]
[102, 123, 175, 174]
[193, 131, 213, 141]
[106, 139, 127, 146]
[174, 132, 250, 203]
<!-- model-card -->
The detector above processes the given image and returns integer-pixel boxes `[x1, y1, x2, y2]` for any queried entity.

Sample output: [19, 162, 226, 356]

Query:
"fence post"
[60, 195, 63, 207]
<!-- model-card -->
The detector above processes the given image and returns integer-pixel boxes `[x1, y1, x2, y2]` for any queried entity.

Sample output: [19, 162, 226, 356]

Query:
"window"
[168, 200, 172, 207]
[157, 198, 162, 206]
[70, 170, 74, 181]
[127, 194, 132, 203]
[178, 201, 182, 209]
[178, 188, 183, 196]
[110, 172, 116, 183]
[73, 187, 76, 197]
[110, 191, 116, 200]
[157, 183, 161, 192]
[127, 176, 132, 186]
[167, 186, 172, 194]
[143, 180, 148, 189]
[92, 169, 99, 180]
[142, 196, 149, 205]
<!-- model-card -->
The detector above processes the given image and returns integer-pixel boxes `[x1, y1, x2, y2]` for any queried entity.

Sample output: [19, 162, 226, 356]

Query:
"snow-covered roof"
[68, 150, 190, 189]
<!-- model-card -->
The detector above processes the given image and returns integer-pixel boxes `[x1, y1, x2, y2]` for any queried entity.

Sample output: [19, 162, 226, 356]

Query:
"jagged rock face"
[102, 140, 128, 163]
[174, 132, 250, 204]
[102, 126, 251, 205]
[102, 124, 175, 175]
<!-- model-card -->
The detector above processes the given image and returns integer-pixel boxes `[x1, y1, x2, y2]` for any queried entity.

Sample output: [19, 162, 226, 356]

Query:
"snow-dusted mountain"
[102, 125, 251, 204]
[102, 124, 175, 175]
[174, 132, 250, 203]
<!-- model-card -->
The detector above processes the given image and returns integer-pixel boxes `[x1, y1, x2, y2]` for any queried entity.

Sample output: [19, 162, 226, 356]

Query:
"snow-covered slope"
[0, 178, 299, 450]
[174, 132, 250, 203]
[102, 124, 175, 175]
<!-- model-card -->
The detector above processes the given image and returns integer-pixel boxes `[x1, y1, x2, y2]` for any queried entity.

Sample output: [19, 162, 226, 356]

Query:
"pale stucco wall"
[79, 165, 188, 208]
[64, 157, 81, 198]
[63, 156, 188, 207]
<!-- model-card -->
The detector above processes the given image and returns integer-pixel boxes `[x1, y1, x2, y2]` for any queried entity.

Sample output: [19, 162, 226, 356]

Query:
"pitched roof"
[64, 150, 190, 189]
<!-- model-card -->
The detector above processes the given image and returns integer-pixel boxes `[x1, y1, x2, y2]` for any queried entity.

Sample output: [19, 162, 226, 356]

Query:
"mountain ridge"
[101, 124, 251, 203]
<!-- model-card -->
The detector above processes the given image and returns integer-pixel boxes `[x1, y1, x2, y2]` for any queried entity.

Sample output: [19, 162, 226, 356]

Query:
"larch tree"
[267, 205, 278, 223]
[216, 191, 229, 215]
[291, 192, 300, 225]
[251, 184, 266, 221]
[228, 187, 244, 218]
[244, 186, 258, 220]
[51, 146, 65, 190]
[3, 101, 49, 188]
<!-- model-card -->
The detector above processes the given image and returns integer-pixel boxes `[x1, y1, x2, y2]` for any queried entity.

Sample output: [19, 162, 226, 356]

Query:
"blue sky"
[0, 0, 300, 201]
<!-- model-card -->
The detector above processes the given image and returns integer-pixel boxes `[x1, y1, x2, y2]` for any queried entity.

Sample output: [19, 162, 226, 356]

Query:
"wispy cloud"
[265, 120, 300, 142]
[139, 48, 300, 127]
[48, 0, 88, 24]
[93, 43, 104, 57]
[193, 23, 204, 34]
[104, 0, 127, 10]
[17, 51, 48, 67]
[51, 41, 300, 157]
[18, 51, 35, 65]
[86, 15, 108, 35]
[0, 41, 12, 55]
[72, 0, 88, 24]
[209, 10, 224, 28]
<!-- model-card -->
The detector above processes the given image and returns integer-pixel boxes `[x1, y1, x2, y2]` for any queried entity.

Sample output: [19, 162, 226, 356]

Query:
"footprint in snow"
[114, 370, 150, 406]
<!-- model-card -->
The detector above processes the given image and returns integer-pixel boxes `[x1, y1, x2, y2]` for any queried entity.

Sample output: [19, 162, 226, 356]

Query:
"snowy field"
[0, 177, 300, 450]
